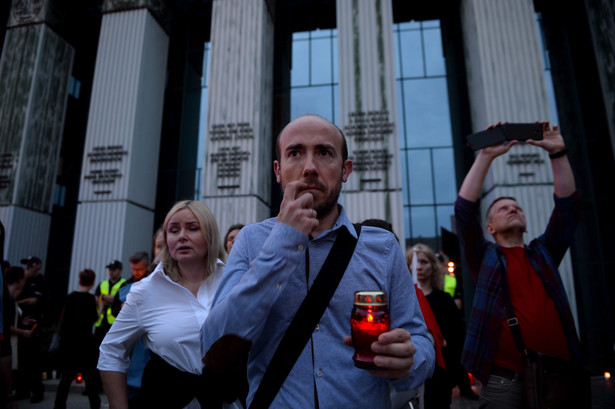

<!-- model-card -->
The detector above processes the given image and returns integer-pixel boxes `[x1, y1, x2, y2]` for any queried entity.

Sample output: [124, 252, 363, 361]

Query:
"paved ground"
[12, 375, 615, 409]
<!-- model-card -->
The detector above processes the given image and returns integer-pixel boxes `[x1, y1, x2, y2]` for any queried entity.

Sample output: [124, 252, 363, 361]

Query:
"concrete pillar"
[335, 0, 405, 240]
[585, 0, 615, 160]
[460, 0, 577, 323]
[0, 1, 74, 265]
[69, 1, 169, 290]
[201, 0, 274, 234]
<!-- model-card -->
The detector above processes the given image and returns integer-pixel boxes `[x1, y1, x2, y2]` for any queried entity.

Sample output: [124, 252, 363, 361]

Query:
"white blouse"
[98, 260, 224, 375]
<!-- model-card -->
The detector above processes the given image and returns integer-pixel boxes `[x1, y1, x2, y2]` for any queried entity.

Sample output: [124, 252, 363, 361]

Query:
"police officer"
[94, 260, 126, 347]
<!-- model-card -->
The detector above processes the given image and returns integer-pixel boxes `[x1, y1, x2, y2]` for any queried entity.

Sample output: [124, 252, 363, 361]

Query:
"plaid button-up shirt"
[454, 192, 583, 383]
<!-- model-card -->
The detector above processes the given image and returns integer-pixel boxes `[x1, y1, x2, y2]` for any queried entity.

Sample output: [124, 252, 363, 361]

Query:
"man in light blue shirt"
[202, 114, 435, 408]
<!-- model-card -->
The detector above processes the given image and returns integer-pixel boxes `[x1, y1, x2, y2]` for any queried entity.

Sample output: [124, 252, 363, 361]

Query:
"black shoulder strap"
[249, 224, 361, 409]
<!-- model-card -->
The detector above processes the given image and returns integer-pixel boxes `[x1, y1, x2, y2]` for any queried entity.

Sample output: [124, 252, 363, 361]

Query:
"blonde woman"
[98, 200, 237, 409]
[407, 244, 465, 409]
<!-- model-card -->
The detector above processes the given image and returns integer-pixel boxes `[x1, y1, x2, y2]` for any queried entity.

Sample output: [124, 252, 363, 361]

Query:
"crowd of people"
[0, 115, 588, 409]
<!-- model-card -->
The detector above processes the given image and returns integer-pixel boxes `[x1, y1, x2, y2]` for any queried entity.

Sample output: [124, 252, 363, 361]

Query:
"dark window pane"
[436, 204, 454, 232]
[424, 29, 445, 76]
[291, 86, 333, 121]
[402, 77, 452, 148]
[311, 38, 332, 84]
[411, 205, 436, 239]
[398, 29, 423, 78]
[291, 40, 309, 86]
[432, 148, 457, 203]
[407, 149, 434, 205]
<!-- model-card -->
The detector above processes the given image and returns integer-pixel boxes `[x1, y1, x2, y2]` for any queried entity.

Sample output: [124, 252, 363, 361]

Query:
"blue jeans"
[479, 374, 522, 409]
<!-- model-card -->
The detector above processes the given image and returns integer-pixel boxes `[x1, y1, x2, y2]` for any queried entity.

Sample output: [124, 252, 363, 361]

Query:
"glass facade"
[394, 20, 456, 249]
[286, 21, 458, 249]
[290, 29, 339, 123]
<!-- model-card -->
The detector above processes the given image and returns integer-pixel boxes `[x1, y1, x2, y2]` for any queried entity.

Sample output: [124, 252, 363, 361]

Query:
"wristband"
[549, 148, 568, 159]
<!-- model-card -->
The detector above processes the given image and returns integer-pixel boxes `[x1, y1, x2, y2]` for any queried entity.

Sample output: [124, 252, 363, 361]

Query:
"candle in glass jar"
[351, 291, 390, 369]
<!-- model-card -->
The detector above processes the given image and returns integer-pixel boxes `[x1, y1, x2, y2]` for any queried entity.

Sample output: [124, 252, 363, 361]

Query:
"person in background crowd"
[94, 260, 126, 348]
[434, 253, 477, 401]
[4, 266, 24, 409]
[15, 256, 48, 403]
[408, 244, 467, 408]
[454, 122, 587, 407]
[202, 114, 434, 408]
[152, 227, 164, 261]
[1, 256, 18, 408]
[53, 269, 101, 409]
[223, 224, 244, 255]
[110, 251, 152, 409]
[98, 200, 239, 409]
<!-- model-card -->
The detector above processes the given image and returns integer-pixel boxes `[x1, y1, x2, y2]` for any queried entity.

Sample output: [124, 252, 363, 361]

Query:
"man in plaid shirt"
[454, 122, 584, 408]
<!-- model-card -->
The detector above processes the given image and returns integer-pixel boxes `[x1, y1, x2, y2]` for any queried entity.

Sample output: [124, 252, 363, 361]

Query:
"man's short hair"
[5, 266, 25, 284]
[275, 115, 348, 163]
[79, 269, 96, 286]
[486, 196, 518, 222]
[129, 251, 150, 265]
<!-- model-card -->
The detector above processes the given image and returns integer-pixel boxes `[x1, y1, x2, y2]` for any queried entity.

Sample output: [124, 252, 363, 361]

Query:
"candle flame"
[367, 314, 374, 323]
[605, 372, 611, 380]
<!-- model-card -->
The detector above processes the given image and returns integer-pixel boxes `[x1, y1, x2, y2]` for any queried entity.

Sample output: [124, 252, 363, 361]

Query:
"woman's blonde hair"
[155, 200, 224, 282]
[406, 243, 444, 291]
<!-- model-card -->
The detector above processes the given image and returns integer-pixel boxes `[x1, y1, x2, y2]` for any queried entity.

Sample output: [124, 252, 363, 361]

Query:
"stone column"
[460, 0, 578, 323]
[586, 0, 615, 160]
[201, 0, 274, 234]
[0, 0, 74, 264]
[335, 0, 405, 239]
[69, 0, 169, 290]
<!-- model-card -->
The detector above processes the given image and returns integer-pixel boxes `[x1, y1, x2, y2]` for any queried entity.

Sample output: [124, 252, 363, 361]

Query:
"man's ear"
[486, 223, 496, 235]
[274, 160, 281, 183]
[342, 160, 352, 182]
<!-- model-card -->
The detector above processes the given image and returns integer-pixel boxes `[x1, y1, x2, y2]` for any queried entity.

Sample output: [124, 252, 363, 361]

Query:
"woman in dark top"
[408, 244, 466, 409]
[54, 269, 101, 409]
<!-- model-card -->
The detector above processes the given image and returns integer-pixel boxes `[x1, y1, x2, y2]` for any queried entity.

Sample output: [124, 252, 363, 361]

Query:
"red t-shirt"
[492, 247, 570, 372]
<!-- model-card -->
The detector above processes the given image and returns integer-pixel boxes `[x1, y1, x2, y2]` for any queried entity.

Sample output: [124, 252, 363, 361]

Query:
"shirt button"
[317, 370, 323, 377]
[276, 283, 282, 291]
[298, 244, 304, 251]
[315, 324, 320, 331]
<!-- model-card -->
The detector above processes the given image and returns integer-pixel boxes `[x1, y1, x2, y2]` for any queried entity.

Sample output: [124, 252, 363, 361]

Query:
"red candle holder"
[351, 291, 390, 369]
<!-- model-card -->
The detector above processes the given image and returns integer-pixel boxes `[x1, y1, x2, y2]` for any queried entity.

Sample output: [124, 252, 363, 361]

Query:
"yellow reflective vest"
[444, 274, 457, 298]
[95, 278, 127, 327]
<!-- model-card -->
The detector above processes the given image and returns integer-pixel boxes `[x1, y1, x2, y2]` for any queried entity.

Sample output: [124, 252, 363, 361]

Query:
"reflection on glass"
[291, 29, 338, 123]
[402, 77, 452, 148]
[311, 38, 332, 84]
[291, 40, 309, 87]
[398, 30, 423, 78]
[436, 204, 454, 233]
[423, 28, 445, 77]
[395, 19, 457, 244]
[411, 206, 436, 238]
[291, 86, 333, 121]
[432, 148, 456, 203]
[407, 150, 434, 205]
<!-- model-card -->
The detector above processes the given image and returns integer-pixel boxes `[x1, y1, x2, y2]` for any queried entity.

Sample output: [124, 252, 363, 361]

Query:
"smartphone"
[502, 123, 543, 142]
[466, 126, 506, 150]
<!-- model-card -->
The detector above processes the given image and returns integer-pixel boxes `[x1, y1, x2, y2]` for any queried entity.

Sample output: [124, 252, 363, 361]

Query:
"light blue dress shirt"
[202, 207, 434, 409]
